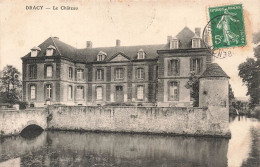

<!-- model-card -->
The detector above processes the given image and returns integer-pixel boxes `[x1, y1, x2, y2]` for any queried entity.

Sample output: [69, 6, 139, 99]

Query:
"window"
[136, 68, 145, 79]
[29, 64, 37, 78]
[46, 65, 53, 77]
[191, 58, 202, 74]
[97, 55, 103, 61]
[45, 84, 52, 99]
[77, 69, 84, 80]
[192, 39, 200, 48]
[168, 81, 179, 101]
[31, 50, 38, 57]
[115, 68, 124, 79]
[168, 59, 179, 76]
[46, 49, 54, 56]
[77, 86, 84, 99]
[137, 49, 145, 59]
[68, 85, 73, 100]
[96, 69, 104, 81]
[96, 86, 103, 100]
[30, 85, 36, 100]
[137, 85, 144, 100]
[97, 51, 107, 61]
[170, 39, 179, 49]
[68, 67, 73, 79]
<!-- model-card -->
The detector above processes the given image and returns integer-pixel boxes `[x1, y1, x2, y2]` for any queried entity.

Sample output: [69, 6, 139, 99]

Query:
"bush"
[19, 101, 28, 110]
[104, 102, 135, 106]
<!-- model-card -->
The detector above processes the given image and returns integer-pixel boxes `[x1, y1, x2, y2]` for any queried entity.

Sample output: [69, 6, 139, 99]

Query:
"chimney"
[116, 39, 121, 47]
[53, 37, 59, 40]
[195, 28, 201, 37]
[167, 36, 172, 43]
[86, 41, 92, 48]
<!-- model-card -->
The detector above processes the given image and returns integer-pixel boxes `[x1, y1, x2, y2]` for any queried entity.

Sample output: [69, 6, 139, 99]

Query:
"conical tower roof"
[200, 63, 230, 78]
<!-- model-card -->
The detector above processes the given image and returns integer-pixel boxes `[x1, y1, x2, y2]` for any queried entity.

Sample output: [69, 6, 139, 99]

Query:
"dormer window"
[46, 45, 56, 56]
[97, 51, 107, 61]
[137, 49, 145, 59]
[30, 46, 41, 57]
[170, 38, 178, 49]
[192, 39, 200, 48]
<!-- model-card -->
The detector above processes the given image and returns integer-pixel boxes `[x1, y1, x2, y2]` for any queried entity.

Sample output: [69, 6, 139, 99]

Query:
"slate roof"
[200, 63, 230, 78]
[76, 44, 166, 62]
[22, 27, 206, 63]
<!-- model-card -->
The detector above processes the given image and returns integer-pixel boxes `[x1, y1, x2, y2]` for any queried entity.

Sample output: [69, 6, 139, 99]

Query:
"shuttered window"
[168, 59, 179, 76]
[29, 64, 37, 78]
[191, 58, 202, 74]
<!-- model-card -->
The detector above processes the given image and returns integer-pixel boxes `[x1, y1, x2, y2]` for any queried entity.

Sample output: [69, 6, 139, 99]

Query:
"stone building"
[21, 27, 215, 107]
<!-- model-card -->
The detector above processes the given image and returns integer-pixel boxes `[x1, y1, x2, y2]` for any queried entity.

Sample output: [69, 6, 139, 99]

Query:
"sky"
[0, 0, 259, 98]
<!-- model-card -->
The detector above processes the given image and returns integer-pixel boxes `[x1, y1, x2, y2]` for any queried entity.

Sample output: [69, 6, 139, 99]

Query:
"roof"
[77, 44, 166, 62]
[22, 27, 206, 62]
[47, 45, 56, 50]
[31, 46, 41, 51]
[200, 63, 230, 78]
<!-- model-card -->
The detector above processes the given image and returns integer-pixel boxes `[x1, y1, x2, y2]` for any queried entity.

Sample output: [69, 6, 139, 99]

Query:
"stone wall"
[0, 108, 48, 136]
[48, 106, 230, 137]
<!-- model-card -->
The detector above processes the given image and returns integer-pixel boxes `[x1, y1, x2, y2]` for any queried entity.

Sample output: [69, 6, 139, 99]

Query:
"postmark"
[208, 4, 246, 49]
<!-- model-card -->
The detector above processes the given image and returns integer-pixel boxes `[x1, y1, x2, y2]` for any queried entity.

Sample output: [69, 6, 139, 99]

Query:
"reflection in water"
[0, 116, 259, 167]
[20, 124, 44, 139]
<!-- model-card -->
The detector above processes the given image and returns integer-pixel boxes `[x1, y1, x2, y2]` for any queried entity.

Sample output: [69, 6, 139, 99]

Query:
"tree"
[238, 30, 260, 109]
[229, 83, 235, 105]
[0, 65, 22, 104]
[185, 72, 199, 107]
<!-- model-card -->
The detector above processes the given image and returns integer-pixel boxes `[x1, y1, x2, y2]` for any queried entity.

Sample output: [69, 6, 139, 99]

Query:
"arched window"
[68, 85, 73, 100]
[68, 67, 73, 79]
[168, 81, 179, 101]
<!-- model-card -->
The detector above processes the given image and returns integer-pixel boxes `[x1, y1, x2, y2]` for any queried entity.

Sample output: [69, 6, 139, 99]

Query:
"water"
[0, 116, 259, 167]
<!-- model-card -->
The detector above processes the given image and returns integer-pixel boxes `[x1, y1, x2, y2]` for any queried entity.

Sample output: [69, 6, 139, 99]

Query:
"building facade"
[22, 27, 213, 107]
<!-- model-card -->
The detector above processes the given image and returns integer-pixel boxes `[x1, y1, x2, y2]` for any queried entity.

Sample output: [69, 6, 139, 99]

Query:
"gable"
[109, 54, 130, 62]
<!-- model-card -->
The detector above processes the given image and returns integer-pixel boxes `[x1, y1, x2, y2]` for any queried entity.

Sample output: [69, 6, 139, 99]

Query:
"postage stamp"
[208, 4, 246, 49]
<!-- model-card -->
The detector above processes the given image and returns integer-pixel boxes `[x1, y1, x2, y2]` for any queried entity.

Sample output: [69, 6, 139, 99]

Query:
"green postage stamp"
[208, 4, 246, 49]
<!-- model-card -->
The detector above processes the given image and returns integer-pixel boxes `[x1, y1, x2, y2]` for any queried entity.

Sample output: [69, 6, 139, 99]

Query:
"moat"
[0, 116, 259, 167]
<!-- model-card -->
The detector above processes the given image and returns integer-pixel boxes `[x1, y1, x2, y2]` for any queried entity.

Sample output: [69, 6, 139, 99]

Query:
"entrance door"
[115, 86, 124, 103]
